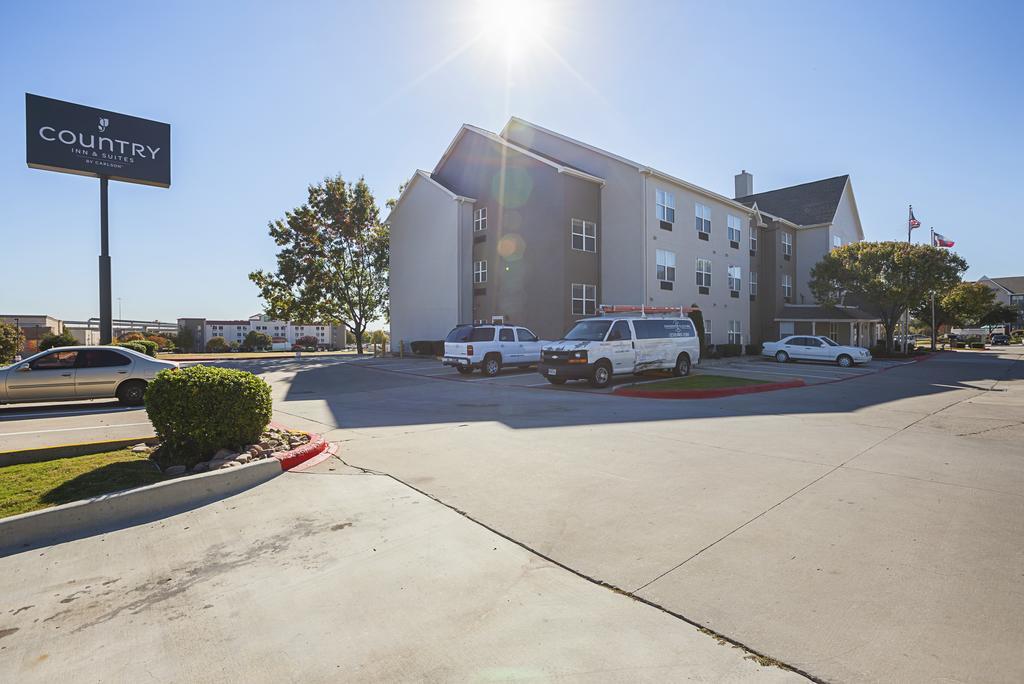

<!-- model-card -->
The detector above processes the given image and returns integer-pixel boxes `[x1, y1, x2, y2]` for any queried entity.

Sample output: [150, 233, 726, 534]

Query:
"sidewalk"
[0, 453, 803, 682]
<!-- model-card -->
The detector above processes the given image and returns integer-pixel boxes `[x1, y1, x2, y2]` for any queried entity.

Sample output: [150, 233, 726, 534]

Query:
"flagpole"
[930, 227, 937, 352]
[903, 205, 912, 354]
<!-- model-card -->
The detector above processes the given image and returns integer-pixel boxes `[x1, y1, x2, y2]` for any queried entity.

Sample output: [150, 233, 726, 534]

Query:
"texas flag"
[933, 232, 955, 248]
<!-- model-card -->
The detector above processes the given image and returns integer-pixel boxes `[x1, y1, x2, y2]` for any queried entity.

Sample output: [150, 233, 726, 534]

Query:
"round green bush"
[145, 365, 273, 468]
[113, 340, 157, 357]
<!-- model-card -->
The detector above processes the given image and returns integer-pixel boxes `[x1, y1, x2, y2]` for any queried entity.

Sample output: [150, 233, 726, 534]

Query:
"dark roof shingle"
[736, 175, 849, 226]
[984, 276, 1024, 294]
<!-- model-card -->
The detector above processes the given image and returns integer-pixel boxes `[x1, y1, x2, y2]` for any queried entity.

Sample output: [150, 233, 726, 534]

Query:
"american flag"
[909, 207, 921, 230]
[933, 232, 954, 248]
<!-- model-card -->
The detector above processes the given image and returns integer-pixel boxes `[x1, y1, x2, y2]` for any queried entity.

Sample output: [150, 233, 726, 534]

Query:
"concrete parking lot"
[1, 348, 1022, 682]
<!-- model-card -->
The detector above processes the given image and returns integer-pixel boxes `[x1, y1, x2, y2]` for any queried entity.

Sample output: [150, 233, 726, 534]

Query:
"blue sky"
[2, 0, 1020, 323]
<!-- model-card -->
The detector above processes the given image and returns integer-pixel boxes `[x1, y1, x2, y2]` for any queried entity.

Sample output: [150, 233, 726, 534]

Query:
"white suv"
[443, 324, 548, 376]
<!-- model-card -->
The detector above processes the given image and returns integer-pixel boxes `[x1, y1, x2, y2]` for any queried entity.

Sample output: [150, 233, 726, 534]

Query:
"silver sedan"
[0, 346, 178, 406]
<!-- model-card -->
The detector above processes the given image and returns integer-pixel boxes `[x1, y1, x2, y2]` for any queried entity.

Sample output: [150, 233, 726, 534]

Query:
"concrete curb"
[0, 426, 330, 557]
[0, 458, 281, 556]
[614, 378, 806, 400]
[0, 436, 158, 468]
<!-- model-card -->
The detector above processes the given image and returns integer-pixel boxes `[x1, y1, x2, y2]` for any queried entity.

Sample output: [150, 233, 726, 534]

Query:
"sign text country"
[25, 93, 170, 188]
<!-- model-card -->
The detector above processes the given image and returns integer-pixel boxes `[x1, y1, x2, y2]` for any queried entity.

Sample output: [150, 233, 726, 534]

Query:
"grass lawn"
[0, 449, 166, 519]
[158, 350, 359, 360]
[634, 374, 772, 392]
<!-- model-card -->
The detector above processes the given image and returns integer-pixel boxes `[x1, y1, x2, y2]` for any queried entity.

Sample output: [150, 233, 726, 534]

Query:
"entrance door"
[6, 350, 79, 402]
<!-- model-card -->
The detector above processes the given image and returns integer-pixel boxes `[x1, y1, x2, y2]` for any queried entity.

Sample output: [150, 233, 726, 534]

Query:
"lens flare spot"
[491, 168, 533, 209]
[497, 233, 526, 261]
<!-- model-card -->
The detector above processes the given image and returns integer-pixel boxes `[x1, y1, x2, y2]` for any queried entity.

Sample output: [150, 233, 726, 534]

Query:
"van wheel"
[589, 361, 612, 389]
[672, 353, 691, 377]
[836, 354, 853, 368]
[775, 351, 790, 363]
[117, 380, 147, 406]
[456, 366, 474, 375]
[482, 354, 502, 377]
[546, 377, 566, 385]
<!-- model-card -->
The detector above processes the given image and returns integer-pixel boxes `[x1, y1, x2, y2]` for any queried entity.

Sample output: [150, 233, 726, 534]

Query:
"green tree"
[205, 337, 230, 353]
[39, 329, 78, 351]
[242, 330, 272, 351]
[810, 242, 967, 352]
[979, 302, 1019, 327]
[250, 175, 388, 354]
[0, 322, 24, 364]
[295, 335, 319, 350]
[938, 282, 996, 327]
[176, 326, 196, 353]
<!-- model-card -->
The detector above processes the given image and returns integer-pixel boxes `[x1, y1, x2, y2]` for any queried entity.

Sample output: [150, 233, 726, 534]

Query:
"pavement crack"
[334, 456, 820, 682]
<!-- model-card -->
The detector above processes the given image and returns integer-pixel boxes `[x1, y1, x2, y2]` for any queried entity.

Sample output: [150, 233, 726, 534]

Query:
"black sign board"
[26, 93, 170, 188]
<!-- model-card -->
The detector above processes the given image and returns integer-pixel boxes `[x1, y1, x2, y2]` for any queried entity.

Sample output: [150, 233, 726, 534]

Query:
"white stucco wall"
[387, 175, 470, 350]
[643, 177, 753, 345]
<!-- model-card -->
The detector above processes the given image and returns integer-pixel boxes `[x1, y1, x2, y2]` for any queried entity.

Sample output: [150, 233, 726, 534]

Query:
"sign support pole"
[99, 176, 112, 345]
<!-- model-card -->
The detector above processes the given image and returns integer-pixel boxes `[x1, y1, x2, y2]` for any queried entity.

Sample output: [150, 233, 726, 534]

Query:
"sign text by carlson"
[25, 93, 170, 188]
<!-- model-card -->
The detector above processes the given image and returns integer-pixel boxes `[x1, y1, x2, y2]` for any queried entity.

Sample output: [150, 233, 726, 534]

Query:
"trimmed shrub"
[410, 340, 438, 356]
[119, 332, 145, 342]
[205, 337, 229, 353]
[295, 335, 318, 350]
[719, 343, 743, 357]
[432, 341, 445, 356]
[113, 341, 149, 356]
[145, 366, 273, 468]
[39, 330, 78, 351]
[970, 342, 986, 349]
[133, 339, 159, 357]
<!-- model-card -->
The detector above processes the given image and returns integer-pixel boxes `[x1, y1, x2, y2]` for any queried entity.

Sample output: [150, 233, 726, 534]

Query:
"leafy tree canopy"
[810, 242, 967, 350]
[39, 329, 78, 351]
[0, 322, 24, 364]
[250, 175, 388, 354]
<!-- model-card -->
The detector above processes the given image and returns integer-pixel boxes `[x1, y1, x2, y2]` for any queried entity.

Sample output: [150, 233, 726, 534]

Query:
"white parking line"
[0, 406, 140, 420]
[0, 422, 152, 437]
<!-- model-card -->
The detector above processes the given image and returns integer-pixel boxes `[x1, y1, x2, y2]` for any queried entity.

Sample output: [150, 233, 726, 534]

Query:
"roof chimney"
[735, 170, 753, 199]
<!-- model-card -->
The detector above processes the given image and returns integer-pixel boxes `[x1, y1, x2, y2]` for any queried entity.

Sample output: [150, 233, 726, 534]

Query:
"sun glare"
[476, 0, 551, 64]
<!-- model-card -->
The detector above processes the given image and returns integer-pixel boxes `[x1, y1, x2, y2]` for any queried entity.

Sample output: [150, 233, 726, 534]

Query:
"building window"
[783, 274, 792, 300]
[727, 265, 742, 292]
[727, 215, 742, 244]
[696, 258, 712, 288]
[473, 207, 487, 231]
[728, 320, 742, 345]
[571, 218, 597, 252]
[704, 318, 712, 346]
[833, 235, 842, 249]
[782, 232, 793, 256]
[750, 271, 758, 296]
[750, 228, 757, 252]
[829, 322, 840, 340]
[474, 260, 487, 283]
[571, 283, 596, 316]
[1011, 294, 1024, 308]
[695, 203, 712, 234]
[656, 190, 675, 223]
[656, 249, 676, 282]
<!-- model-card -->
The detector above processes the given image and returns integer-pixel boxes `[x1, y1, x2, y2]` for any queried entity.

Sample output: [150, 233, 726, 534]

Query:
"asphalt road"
[2, 348, 1022, 682]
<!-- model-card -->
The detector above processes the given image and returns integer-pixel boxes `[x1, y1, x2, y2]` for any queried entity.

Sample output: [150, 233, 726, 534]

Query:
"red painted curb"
[274, 434, 328, 470]
[614, 378, 806, 400]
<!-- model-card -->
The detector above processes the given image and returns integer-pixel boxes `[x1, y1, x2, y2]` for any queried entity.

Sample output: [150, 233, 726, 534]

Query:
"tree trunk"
[354, 329, 364, 355]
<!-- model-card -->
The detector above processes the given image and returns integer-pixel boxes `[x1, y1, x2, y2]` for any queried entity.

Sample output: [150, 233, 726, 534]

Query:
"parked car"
[990, 333, 1010, 345]
[539, 315, 700, 388]
[442, 324, 548, 376]
[0, 346, 178, 406]
[762, 335, 871, 367]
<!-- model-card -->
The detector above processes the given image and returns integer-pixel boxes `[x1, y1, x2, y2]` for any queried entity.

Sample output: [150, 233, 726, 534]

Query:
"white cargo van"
[538, 313, 700, 388]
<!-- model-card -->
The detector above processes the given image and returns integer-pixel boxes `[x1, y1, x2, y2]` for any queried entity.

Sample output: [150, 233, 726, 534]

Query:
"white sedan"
[762, 335, 872, 367]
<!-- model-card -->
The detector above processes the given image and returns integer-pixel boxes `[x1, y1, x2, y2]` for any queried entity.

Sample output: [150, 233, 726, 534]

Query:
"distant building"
[177, 314, 346, 351]
[0, 315, 64, 355]
[977, 276, 1024, 327]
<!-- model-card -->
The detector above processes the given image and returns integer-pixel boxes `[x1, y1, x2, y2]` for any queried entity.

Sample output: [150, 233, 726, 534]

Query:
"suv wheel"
[117, 380, 147, 406]
[482, 355, 502, 377]
[672, 353, 691, 377]
[589, 361, 612, 389]
[775, 351, 790, 363]
[836, 354, 853, 368]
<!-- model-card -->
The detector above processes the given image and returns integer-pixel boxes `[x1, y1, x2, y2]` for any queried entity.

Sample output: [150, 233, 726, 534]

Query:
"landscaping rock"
[165, 465, 186, 476]
[218, 461, 240, 469]
[192, 462, 210, 473]
[213, 448, 237, 461]
[132, 444, 150, 453]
